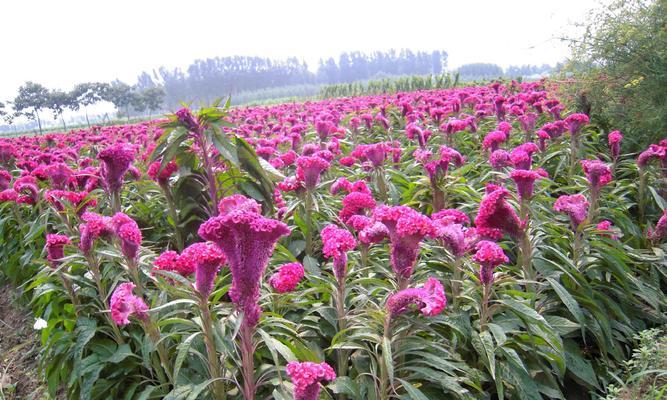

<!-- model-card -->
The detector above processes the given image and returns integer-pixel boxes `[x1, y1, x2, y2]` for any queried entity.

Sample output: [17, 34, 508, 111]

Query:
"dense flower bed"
[0, 80, 665, 399]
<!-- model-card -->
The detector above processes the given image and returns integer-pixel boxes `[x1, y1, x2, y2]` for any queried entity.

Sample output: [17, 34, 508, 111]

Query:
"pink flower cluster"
[268, 262, 305, 293]
[110, 282, 149, 326]
[386, 277, 447, 318]
[286, 361, 336, 400]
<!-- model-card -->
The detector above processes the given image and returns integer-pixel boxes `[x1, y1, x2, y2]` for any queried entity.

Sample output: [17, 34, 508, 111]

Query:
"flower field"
[0, 80, 665, 400]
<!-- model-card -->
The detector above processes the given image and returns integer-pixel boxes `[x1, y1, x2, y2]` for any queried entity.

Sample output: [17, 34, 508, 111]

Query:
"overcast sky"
[0, 0, 602, 101]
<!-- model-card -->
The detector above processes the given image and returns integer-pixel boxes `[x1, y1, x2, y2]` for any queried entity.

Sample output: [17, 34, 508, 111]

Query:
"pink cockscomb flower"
[110, 282, 149, 326]
[596, 220, 619, 240]
[565, 113, 590, 135]
[432, 209, 470, 225]
[482, 131, 508, 152]
[554, 194, 589, 230]
[358, 221, 390, 245]
[153, 250, 195, 277]
[45, 162, 73, 190]
[321, 224, 357, 281]
[181, 242, 226, 298]
[79, 212, 113, 255]
[0, 170, 11, 191]
[198, 194, 290, 327]
[0, 189, 18, 203]
[373, 205, 435, 287]
[147, 161, 178, 185]
[648, 210, 667, 242]
[45, 234, 71, 268]
[472, 240, 508, 285]
[296, 156, 330, 191]
[286, 361, 336, 400]
[489, 149, 511, 170]
[608, 131, 623, 161]
[474, 185, 524, 239]
[637, 144, 667, 172]
[580, 159, 612, 192]
[386, 277, 446, 318]
[268, 262, 304, 293]
[111, 213, 142, 261]
[338, 191, 376, 223]
[509, 168, 547, 201]
[98, 143, 135, 193]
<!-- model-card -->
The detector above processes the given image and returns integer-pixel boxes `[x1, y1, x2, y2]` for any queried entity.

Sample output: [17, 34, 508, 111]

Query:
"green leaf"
[173, 332, 201, 383]
[396, 378, 430, 400]
[564, 339, 599, 389]
[382, 336, 394, 384]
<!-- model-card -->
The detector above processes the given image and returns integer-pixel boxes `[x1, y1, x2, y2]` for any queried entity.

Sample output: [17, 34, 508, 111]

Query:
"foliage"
[563, 0, 667, 151]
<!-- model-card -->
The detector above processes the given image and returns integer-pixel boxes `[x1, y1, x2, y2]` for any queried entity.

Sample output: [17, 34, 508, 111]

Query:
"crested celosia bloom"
[509, 168, 547, 200]
[268, 262, 304, 293]
[175, 107, 202, 133]
[0, 170, 11, 191]
[153, 250, 195, 277]
[474, 185, 524, 239]
[565, 113, 590, 135]
[537, 130, 551, 151]
[321, 224, 357, 280]
[45, 190, 96, 216]
[580, 159, 612, 192]
[648, 210, 667, 242]
[110, 282, 149, 326]
[98, 143, 135, 192]
[111, 213, 142, 261]
[45, 162, 73, 190]
[596, 220, 619, 240]
[518, 112, 538, 133]
[432, 209, 470, 225]
[296, 156, 330, 190]
[181, 242, 226, 298]
[338, 191, 376, 223]
[198, 194, 290, 326]
[79, 212, 113, 255]
[373, 205, 434, 284]
[482, 130, 508, 152]
[147, 161, 178, 185]
[286, 361, 336, 400]
[0, 189, 18, 203]
[608, 131, 623, 161]
[386, 277, 446, 318]
[473, 240, 508, 285]
[432, 221, 466, 258]
[358, 221, 390, 245]
[13, 176, 38, 205]
[45, 234, 71, 268]
[637, 144, 667, 171]
[510, 143, 539, 170]
[489, 149, 511, 170]
[554, 194, 589, 230]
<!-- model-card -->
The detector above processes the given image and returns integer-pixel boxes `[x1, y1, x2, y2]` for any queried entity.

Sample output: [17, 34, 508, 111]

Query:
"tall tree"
[13, 82, 50, 134]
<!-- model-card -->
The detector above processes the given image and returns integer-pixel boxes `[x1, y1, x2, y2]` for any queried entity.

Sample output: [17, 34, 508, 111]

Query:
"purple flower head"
[296, 156, 330, 191]
[489, 149, 511, 170]
[374, 205, 435, 282]
[98, 143, 135, 193]
[565, 113, 590, 136]
[198, 195, 290, 326]
[111, 213, 142, 261]
[269, 262, 304, 293]
[608, 131, 623, 160]
[286, 361, 336, 400]
[359, 221, 390, 245]
[110, 282, 149, 326]
[79, 212, 113, 255]
[473, 240, 508, 285]
[554, 194, 589, 230]
[45, 162, 73, 190]
[387, 277, 446, 318]
[175, 107, 201, 133]
[509, 168, 547, 200]
[648, 210, 667, 242]
[580, 159, 612, 192]
[338, 191, 376, 223]
[181, 242, 226, 298]
[482, 131, 508, 152]
[321, 224, 357, 281]
[474, 185, 525, 239]
[45, 234, 71, 268]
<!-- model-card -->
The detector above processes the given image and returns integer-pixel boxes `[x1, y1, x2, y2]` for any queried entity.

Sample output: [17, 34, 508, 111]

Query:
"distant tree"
[457, 63, 504, 80]
[71, 82, 111, 127]
[13, 82, 50, 134]
[142, 87, 166, 116]
[104, 81, 135, 121]
[47, 89, 75, 130]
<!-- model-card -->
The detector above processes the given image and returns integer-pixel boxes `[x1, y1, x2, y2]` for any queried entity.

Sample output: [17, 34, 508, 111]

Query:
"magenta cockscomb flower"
[147, 161, 178, 185]
[387, 277, 446, 318]
[296, 156, 330, 191]
[596, 220, 619, 240]
[286, 361, 336, 400]
[637, 144, 667, 171]
[565, 113, 590, 135]
[432, 209, 470, 225]
[45, 190, 96, 216]
[0, 170, 11, 191]
[473, 240, 508, 285]
[581, 159, 612, 192]
[338, 191, 376, 223]
[648, 210, 667, 242]
[432, 221, 466, 258]
[181, 242, 226, 298]
[268, 262, 304, 293]
[608, 131, 623, 161]
[0, 189, 18, 203]
[482, 131, 507, 152]
[474, 185, 524, 239]
[537, 130, 551, 151]
[14, 176, 38, 205]
[175, 107, 202, 133]
[518, 112, 538, 133]
[198, 194, 290, 326]
[98, 143, 135, 193]
[153, 250, 195, 277]
[111, 213, 142, 261]
[45, 234, 71, 268]
[554, 194, 589, 230]
[509, 168, 547, 200]
[373, 205, 434, 286]
[358, 221, 390, 245]
[510, 142, 539, 170]
[45, 162, 73, 190]
[489, 149, 511, 170]
[110, 282, 149, 326]
[321, 224, 357, 281]
[79, 212, 113, 255]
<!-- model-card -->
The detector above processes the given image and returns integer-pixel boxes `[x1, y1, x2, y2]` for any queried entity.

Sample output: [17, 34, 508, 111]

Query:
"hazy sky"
[0, 0, 601, 101]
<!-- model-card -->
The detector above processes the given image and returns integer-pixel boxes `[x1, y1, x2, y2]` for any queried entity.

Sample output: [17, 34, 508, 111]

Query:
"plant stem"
[197, 133, 219, 215]
[376, 168, 388, 203]
[569, 135, 579, 178]
[143, 320, 172, 387]
[638, 169, 646, 224]
[480, 282, 492, 327]
[431, 180, 444, 212]
[451, 258, 462, 308]
[379, 315, 392, 400]
[162, 184, 184, 251]
[519, 231, 535, 293]
[58, 271, 79, 315]
[199, 297, 226, 400]
[304, 192, 314, 257]
[335, 278, 348, 379]
[239, 321, 256, 400]
[87, 253, 125, 345]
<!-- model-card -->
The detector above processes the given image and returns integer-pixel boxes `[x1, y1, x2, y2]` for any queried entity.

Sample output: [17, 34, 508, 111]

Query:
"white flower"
[33, 318, 48, 330]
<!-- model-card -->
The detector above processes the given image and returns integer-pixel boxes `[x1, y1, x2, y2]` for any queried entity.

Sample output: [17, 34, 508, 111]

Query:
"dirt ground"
[0, 284, 49, 400]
